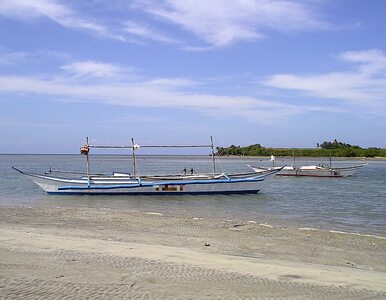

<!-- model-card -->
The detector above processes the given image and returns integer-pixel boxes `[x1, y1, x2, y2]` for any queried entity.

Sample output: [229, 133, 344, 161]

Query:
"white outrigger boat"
[248, 164, 365, 178]
[248, 154, 366, 178]
[13, 137, 282, 195]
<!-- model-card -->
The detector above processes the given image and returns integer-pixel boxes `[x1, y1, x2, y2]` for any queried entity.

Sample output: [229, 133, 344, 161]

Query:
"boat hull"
[20, 170, 280, 195]
[280, 165, 364, 177]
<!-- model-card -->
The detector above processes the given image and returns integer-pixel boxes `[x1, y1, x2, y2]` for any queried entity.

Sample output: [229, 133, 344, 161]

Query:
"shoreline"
[2, 153, 386, 160]
[3, 198, 386, 237]
[1, 205, 385, 298]
[2, 200, 386, 237]
[216, 155, 386, 160]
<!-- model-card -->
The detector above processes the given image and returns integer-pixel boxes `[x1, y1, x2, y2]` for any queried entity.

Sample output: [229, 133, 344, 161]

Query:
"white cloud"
[60, 61, 131, 79]
[3, 50, 384, 125]
[0, 0, 121, 40]
[262, 49, 386, 112]
[133, 0, 328, 47]
[123, 20, 178, 43]
[0, 71, 313, 124]
[0, 0, 330, 47]
[340, 49, 386, 76]
[0, 51, 31, 65]
[0, 50, 71, 66]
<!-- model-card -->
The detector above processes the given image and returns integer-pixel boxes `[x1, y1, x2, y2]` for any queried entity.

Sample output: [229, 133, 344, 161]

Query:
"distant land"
[216, 139, 386, 158]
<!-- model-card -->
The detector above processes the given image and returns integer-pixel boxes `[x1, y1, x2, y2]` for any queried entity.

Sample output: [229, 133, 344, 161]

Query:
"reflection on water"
[1, 154, 385, 235]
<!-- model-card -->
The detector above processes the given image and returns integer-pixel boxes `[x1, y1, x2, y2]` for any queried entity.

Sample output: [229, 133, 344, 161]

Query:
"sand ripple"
[0, 206, 385, 299]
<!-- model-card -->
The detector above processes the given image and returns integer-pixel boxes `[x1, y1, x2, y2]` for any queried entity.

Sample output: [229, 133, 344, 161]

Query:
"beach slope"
[0, 206, 385, 299]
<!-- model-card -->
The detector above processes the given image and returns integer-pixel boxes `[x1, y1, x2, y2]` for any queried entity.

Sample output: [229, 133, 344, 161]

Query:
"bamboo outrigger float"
[13, 137, 282, 195]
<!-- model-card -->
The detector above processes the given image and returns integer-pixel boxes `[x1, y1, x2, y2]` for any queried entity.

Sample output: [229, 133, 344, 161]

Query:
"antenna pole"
[210, 136, 216, 174]
[131, 138, 137, 177]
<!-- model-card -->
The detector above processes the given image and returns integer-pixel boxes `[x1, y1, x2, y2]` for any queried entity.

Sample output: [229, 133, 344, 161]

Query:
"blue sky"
[1, 0, 386, 154]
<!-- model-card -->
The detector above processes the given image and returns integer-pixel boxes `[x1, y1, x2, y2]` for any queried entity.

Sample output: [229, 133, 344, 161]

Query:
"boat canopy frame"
[82, 136, 217, 179]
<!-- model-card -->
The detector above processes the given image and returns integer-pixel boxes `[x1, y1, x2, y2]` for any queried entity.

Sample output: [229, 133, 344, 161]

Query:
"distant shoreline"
[1, 153, 386, 160]
[216, 155, 386, 160]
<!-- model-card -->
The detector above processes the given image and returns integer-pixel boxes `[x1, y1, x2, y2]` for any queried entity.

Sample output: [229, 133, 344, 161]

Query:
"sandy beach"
[0, 205, 385, 299]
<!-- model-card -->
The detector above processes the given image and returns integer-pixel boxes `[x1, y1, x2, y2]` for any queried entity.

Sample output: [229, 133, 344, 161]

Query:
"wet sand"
[0, 206, 385, 299]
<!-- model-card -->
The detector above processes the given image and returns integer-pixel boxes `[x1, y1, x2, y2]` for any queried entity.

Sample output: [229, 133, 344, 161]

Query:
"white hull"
[278, 166, 362, 177]
[249, 164, 365, 178]
[17, 169, 281, 195]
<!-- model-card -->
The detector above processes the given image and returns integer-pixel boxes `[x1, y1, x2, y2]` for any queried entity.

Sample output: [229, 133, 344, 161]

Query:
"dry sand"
[0, 205, 385, 299]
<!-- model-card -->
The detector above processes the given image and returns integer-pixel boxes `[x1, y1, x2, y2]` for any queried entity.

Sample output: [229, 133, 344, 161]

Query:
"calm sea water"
[1, 154, 385, 235]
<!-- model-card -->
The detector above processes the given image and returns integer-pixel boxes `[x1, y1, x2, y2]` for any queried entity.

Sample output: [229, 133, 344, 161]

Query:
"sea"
[1, 154, 385, 235]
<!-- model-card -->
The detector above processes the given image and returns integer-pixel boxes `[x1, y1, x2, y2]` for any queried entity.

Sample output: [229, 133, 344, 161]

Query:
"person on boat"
[190, 168, 194, 175]
[183, 168, 187, 175]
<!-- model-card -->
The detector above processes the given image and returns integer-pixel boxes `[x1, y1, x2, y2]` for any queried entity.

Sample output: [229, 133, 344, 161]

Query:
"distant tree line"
[216, 139, 386, 158]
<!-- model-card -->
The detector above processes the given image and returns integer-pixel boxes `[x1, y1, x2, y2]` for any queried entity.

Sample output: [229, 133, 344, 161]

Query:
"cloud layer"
[2, 49, 385, 124]
[262, 49, 386, 112]
[133, 0, 328, 47]
[0, 0, 124, 40]
[1, 2, 384, 128]
[0, 0, 329, 48]
[0, 71, 299, 124]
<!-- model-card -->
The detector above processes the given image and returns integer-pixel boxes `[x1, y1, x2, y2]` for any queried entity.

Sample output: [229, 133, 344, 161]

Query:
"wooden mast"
[329, 151, 332, 170]
[292, 148, 297, 175]
[210, 136, 216, 174]
[292, 148, 296, 167]
[86, 137, 90, 186]
[131, 138, 137, 177]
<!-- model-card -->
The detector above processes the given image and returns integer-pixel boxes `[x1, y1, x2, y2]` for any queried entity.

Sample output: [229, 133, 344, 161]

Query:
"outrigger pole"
[89, 144, 213, 149]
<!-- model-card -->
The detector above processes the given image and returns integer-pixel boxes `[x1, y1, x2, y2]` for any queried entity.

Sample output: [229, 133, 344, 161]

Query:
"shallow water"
[1, 154, 385, 235]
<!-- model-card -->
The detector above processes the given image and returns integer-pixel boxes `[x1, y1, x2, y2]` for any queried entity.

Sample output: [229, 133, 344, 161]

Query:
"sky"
[1, 0, 386, 154]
